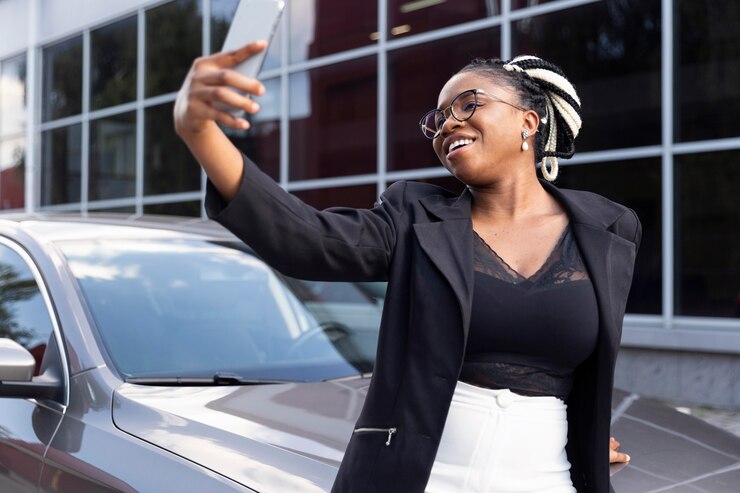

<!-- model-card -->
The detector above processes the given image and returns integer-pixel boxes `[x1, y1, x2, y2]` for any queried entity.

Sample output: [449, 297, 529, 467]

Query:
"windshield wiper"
[125, 373, 294, 386]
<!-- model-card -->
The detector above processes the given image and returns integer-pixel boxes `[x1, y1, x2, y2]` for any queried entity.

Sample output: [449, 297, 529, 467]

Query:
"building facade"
[0, 0, 738, 409]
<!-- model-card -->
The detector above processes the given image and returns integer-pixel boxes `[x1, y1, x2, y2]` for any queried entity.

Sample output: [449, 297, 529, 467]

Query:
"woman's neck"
[469, 170, 554, 225]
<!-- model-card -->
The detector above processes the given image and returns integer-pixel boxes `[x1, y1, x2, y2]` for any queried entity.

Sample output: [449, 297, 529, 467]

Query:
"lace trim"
[473, 224, 589, 287]
[459, 361, 573, 401]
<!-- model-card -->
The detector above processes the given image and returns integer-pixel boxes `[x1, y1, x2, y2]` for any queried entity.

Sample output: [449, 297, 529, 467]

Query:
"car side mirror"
[0, 338, 61, 401]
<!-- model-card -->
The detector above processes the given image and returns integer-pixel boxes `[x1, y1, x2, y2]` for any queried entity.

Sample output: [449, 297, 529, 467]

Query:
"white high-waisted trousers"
[425, 380, 577, 493]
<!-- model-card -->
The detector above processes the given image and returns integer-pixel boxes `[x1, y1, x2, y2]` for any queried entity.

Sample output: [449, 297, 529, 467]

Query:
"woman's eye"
[462, 101, 478, 112]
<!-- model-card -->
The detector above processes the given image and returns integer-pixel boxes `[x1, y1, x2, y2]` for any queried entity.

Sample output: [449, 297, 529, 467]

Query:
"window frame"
[0, 235, 70, 409]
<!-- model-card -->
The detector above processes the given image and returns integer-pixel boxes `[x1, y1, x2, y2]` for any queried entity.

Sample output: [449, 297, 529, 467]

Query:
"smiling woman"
[174, 41, 639, 492]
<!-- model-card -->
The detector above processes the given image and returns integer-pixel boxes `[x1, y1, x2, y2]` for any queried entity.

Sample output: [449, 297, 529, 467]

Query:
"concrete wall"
[0, 0, 29, 58]
[615, 348, 740, 411]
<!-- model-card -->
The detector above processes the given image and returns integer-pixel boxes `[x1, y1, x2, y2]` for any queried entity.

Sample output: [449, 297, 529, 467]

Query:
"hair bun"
[503, 55, 582, 181]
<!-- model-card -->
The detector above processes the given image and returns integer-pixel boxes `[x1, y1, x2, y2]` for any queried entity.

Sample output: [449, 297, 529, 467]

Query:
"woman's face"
[432, 71, 531, 186]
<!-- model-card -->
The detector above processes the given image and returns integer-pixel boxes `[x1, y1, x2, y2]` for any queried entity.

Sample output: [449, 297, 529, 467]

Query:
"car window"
[0, 242, 56, 376]
[58, 239, 383, 382]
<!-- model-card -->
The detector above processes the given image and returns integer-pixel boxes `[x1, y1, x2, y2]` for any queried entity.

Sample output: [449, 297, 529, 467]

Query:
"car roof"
[0, 212, 239, 243]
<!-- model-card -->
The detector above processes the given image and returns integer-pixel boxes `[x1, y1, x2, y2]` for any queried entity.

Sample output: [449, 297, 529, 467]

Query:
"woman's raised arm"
[173, 41, 268, 202]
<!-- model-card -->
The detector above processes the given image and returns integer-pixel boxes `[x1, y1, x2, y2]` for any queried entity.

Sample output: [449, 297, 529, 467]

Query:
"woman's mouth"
[447, 138, 475, 159]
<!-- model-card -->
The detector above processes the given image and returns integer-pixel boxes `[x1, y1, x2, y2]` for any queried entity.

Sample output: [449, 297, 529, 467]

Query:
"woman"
[174, 41, 638, 493]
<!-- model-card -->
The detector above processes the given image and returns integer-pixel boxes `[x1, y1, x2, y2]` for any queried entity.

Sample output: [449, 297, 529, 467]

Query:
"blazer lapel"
[414, 189, 475, 346]
[543, 180, 637, 349]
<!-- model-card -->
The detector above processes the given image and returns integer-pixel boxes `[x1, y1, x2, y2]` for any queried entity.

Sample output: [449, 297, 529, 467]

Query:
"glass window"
[0, 54, 27, 136]
[42, 35, 83, 122]
[0, 137, 25, 210]
[211, 0, 282, 72]
[90, 15, 137, 110]
[512, 0, 558, 8]
[40, 124, 82, 206]
[144, 102, 201, 195]
[387, 28, 501, 172]
[88, 205, 136, 214]
[675, 1, 740, 142]
[290, 0, 377, 63]
[292, 183, 377, 209]
[554, 158, 662, 315]
[224, 77, 281, 180]
[674, 151, 740, 318]
[144, 201, 200, 217]
[59, 239, 381, 379]
[387, 0, 499, 40]
[0, 243, 55, 375]
[89, 111, 136, 201]
[145, 0, 202, 98]
[511, 0, 662, 152]
[289, 56, 377, 180]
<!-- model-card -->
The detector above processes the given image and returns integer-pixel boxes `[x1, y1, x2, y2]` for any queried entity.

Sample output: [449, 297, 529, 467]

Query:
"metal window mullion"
[25, 0, 39, 212]
[39, 115, 85, 132]
[200, 0, 211, 218]
[87, 101, 139, 122]
[141, 191, 203, 205]
[279, 0, 290, 188]
[376, 0, 387, 196]
[86, 197, 138, 210]
[286, 173, 380, 192]
[662, 0, 674, 327]
[673, 136, 740, 155]
[501, 0, 511, 60]
[135, 9, 145, 216]
[81, 30, 90, 213]
[508, 0, 601, 21]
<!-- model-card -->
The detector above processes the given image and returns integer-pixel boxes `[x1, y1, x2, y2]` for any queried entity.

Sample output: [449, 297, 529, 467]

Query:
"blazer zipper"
[353, 427, 397, 446]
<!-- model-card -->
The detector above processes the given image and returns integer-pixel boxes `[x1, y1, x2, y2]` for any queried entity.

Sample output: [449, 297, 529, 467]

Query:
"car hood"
[113, 377, 370, 493]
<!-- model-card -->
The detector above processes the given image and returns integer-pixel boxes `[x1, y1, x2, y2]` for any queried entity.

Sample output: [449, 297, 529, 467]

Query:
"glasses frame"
[419, 88, 528, 140]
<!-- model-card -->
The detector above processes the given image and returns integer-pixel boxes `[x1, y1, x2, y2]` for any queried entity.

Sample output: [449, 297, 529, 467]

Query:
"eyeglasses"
[419, 89, 528, 140]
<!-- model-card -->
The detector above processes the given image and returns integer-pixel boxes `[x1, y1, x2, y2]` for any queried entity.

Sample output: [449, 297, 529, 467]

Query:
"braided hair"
[457, 55, 582, 182]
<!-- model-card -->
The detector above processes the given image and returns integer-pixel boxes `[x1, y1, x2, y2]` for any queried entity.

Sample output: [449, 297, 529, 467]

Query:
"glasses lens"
[451, 90, 478, 121]
[420, 110, 443, 139]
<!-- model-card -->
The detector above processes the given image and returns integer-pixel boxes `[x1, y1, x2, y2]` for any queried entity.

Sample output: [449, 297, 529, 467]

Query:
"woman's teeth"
[448, 138, 474, 154]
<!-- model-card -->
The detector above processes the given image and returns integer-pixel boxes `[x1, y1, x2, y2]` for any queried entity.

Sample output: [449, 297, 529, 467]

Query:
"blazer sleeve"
[205, 152, 406, 281]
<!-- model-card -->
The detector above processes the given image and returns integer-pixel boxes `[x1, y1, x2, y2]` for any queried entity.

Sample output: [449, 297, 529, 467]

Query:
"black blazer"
[206, 153, 642, 493]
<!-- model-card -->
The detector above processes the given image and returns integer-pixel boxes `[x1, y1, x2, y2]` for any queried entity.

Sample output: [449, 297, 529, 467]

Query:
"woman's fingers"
[194, 101, 250, 130]
[192, 86, 260, 114]
[175, 41, 267, 135]
[198, 69, 265, 98]
[208, 40, 267, 68]
[609, 436, 631, 463]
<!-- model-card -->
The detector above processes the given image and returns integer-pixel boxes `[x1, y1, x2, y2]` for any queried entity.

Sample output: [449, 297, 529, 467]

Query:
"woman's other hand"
[174, 40, 267, 137]
[609, 436, 631, 463]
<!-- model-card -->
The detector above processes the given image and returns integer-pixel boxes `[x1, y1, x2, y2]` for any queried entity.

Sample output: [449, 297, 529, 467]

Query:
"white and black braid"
[503, 55, 582, 181]
[458, 55, 583, 181]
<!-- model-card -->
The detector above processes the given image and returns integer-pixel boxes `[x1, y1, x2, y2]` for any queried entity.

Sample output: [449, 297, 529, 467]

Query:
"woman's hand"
[609, 436, 631, 463]
[173, 41, 269, 201]
[174, 40, 267, 137]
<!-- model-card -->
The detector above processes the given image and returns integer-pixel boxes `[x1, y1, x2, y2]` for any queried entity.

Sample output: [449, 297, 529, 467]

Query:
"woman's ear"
[522, 109, 540, 135]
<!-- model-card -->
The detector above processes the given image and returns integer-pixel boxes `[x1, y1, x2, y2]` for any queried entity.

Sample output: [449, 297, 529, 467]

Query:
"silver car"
[1, 214, 738, 492]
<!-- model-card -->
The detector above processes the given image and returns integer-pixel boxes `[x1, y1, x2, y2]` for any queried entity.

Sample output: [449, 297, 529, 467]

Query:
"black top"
[459, 224, 599, 402]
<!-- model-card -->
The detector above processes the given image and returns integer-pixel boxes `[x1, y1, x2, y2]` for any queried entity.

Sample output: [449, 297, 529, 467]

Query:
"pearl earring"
[521, 130, 529, 152]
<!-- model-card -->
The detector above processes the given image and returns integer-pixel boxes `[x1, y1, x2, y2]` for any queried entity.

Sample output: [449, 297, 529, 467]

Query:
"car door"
[0, 238, 67, 492]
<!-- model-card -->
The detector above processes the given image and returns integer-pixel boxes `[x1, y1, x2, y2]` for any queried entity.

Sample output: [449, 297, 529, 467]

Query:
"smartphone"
[217, 0, 284, 115]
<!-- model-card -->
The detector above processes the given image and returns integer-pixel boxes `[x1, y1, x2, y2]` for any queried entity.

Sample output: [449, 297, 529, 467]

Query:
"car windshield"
[58, 239, 386, 382]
